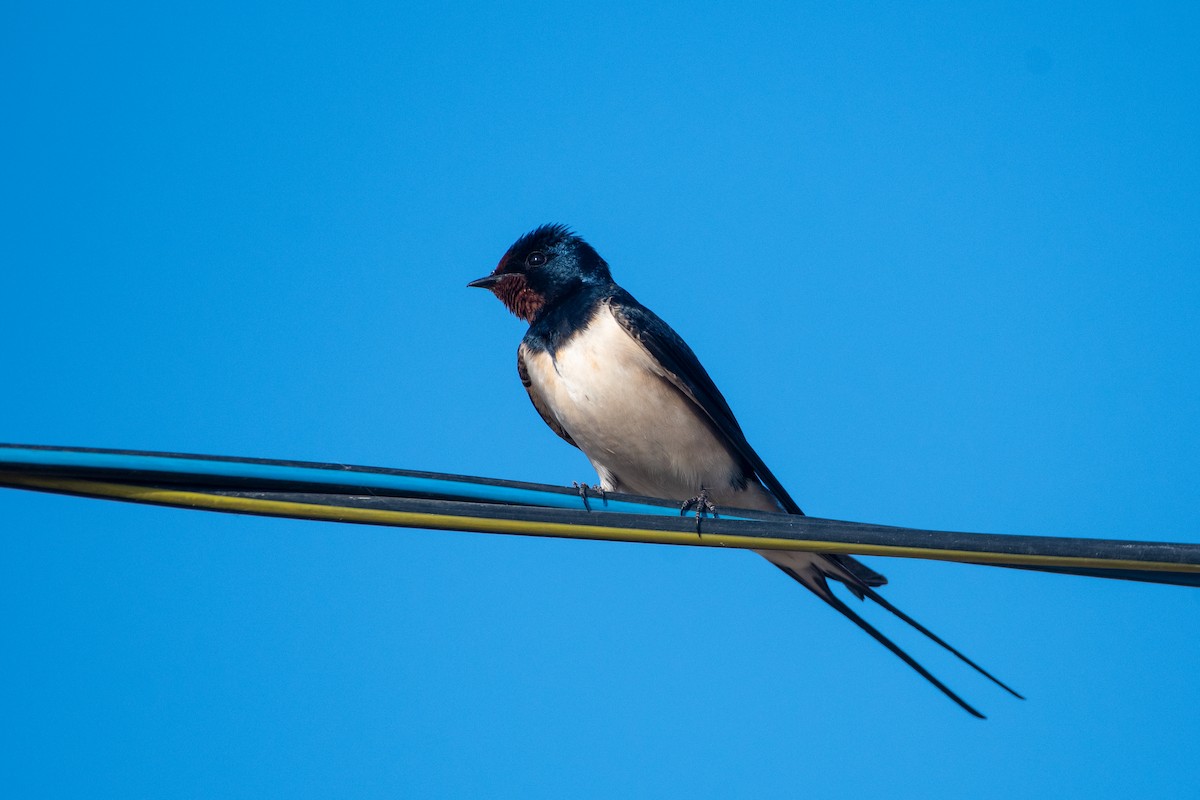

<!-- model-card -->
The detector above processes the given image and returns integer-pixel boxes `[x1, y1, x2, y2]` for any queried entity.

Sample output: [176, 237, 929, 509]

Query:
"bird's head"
[468, 224, 612, 322]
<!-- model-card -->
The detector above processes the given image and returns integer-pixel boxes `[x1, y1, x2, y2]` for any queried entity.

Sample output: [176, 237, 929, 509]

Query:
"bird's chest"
[522, 310, 665, 446]
[520, 309, 741, 495]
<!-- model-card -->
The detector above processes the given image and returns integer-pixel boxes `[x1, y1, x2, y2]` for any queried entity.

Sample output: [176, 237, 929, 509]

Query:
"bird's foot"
[680, 487, 718, 536]
[573, 481, 606, 511]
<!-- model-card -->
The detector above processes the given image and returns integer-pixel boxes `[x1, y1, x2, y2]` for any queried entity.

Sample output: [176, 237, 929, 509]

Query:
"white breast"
[521, 302, 768, 507]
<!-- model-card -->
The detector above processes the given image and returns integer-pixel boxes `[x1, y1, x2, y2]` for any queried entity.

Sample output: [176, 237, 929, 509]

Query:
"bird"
[468, 223, 1019, 717]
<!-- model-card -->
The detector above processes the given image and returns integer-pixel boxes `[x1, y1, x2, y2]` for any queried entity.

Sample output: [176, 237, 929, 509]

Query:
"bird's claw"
[680, 487, 718, 536]
[573, 481, 606, 511]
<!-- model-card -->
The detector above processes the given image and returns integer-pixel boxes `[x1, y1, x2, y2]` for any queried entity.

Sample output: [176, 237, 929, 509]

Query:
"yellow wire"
[7, 474, 1198, 575]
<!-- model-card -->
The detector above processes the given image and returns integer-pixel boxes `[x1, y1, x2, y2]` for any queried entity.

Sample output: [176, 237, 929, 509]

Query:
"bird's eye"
[525, 251, 547, 268]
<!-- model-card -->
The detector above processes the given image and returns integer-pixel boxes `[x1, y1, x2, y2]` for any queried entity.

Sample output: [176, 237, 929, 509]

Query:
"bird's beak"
[467, 274, 501, 290]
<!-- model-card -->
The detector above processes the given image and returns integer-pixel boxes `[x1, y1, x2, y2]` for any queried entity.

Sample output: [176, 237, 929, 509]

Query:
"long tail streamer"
[2, 444, 1198, 587]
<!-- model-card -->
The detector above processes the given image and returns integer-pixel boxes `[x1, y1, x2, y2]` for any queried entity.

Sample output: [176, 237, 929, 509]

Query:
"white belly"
[521, 303, 776, 511]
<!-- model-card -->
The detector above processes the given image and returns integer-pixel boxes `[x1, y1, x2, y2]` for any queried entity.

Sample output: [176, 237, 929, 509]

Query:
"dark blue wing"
[607, 290, 806, 515]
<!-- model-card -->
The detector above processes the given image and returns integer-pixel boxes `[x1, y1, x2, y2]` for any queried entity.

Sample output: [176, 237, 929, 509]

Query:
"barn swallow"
[469, 224, 1019, 717]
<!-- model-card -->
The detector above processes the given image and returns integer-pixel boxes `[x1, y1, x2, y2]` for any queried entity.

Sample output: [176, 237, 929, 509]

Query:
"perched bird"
[469, 223, 1018, 717]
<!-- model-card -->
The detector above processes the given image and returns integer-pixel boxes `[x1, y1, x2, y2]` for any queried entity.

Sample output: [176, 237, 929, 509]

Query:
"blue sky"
[3, 1, 1198, 797]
